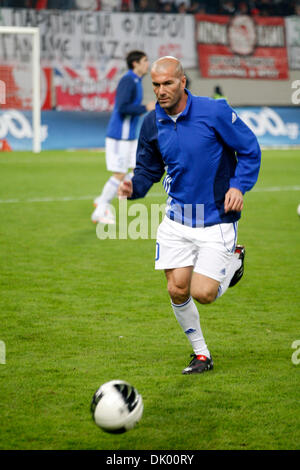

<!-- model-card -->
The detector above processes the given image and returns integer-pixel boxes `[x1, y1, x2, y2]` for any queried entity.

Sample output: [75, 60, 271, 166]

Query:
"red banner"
[195, 14, 289, 80]
[54, 64, 122, 112]
[0, 66, 52, 110]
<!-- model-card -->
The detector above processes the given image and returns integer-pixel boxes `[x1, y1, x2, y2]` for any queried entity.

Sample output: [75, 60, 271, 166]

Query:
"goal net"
[0, 26, 41, 153]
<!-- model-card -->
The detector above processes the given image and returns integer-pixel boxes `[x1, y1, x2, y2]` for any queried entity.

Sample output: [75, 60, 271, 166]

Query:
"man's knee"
[167, 280, 190, 304]
[191, 285, 218, 304]
[190, 273, 219, 304]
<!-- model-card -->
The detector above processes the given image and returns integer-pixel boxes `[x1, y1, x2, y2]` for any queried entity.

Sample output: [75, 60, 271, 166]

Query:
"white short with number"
[155, 216, 238, 282]
[105, 137, 137, 173]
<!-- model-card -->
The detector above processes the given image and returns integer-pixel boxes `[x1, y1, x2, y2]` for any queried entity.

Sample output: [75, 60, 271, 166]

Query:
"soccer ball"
[91, 380, 143, 433]
[297, 204, 300, 217]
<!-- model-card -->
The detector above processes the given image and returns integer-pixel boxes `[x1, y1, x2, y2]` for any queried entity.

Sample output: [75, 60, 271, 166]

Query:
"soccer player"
[91, 50, 156, 224]
[118, 56, 261, 375]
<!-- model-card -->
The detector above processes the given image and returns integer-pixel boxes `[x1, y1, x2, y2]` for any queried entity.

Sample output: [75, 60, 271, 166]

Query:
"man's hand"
[118, 180, 133, 199]
[224, 187, 243, 213]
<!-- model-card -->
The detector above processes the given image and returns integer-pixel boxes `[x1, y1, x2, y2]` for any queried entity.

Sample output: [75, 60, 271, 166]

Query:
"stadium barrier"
[0, 106, 299, 151]
[0, 109, 110, 150]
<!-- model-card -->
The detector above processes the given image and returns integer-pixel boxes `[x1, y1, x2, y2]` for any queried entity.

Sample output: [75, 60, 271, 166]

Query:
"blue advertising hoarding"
[236, 107, 300, 147]
[0, 107, 299, 151]
[0, 110, 111, 151]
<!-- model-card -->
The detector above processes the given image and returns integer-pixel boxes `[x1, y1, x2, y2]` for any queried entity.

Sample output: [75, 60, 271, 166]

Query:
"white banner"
[0, 8, 197, 69]
[285, 17, 300, 70]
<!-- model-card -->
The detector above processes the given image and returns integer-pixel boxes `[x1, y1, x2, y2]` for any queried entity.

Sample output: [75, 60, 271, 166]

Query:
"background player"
[92, 50, 156, 224]
[118, 56, 261, 375]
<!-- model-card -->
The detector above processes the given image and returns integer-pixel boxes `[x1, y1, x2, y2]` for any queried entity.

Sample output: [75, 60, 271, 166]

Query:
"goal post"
[0, 26, 41, 153]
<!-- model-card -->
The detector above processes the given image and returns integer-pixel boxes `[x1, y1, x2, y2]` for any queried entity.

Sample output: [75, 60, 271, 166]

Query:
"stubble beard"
[160, 83, 183, 115]
[163, 96, 182, 115]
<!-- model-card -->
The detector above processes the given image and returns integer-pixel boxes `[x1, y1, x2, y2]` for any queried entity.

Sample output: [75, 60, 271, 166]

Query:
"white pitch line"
[253, 185, 300, 193]
[0, 195, 95, 204]
[0, 186, 300, 205]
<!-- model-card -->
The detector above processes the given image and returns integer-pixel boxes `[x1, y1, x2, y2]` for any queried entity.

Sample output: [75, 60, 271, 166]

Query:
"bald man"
[119, 57, 261, 375]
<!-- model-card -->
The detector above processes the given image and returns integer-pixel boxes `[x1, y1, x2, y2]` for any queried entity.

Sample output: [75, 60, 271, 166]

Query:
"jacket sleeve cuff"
[229, 180, 245, 195]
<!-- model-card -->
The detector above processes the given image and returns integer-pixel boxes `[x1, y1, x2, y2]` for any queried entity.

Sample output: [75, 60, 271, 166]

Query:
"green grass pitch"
[0, 148, 299, 450]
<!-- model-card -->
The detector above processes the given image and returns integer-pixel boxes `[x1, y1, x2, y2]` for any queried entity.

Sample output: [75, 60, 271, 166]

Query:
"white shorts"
[155, 216, 238, 283]
[105, 137, 137, 173]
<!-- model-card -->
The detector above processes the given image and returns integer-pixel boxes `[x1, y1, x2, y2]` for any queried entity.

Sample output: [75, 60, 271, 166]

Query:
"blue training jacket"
[106, 69, 147, 141]
[130, 89, 261, 227]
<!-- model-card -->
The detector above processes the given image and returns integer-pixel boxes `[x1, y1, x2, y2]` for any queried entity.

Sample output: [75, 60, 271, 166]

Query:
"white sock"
[171, 297, 210, 358]
[98, 176, 120, 205]
[216, 255, 242, 299]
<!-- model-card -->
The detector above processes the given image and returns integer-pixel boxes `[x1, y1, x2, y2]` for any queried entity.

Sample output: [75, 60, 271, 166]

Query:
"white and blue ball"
[91, 380, 143, 433]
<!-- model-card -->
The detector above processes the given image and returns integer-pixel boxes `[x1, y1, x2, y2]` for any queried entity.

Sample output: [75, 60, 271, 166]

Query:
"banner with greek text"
[285, 16, 300, 70]
[0, 8, 196, 110]
[195, 14, 289, 79]
[0, 9, 196, 68]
